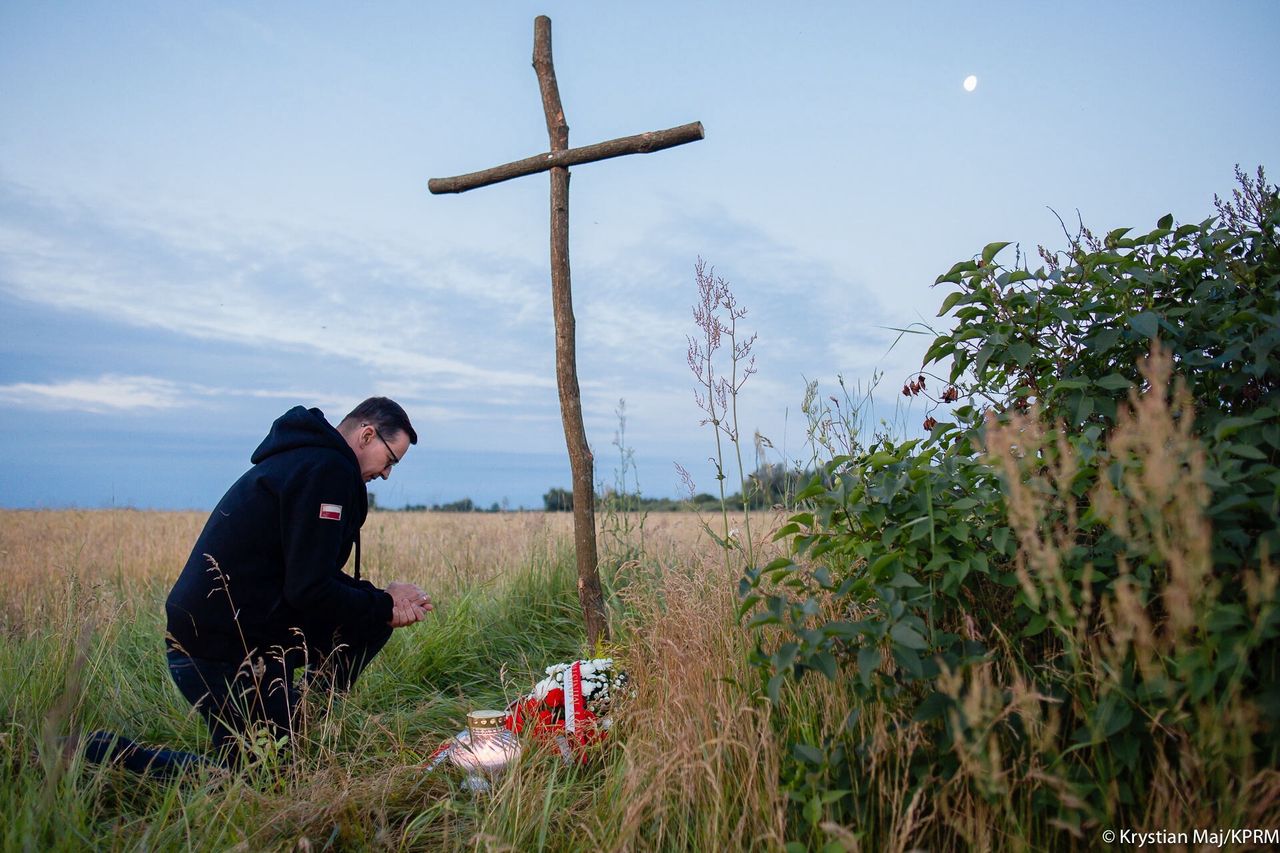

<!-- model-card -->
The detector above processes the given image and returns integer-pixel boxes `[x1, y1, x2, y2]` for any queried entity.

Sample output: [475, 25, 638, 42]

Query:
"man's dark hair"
[340, 397, 418, 445]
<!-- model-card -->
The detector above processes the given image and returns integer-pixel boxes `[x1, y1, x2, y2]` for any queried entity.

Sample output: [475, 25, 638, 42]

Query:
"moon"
[963, 74, 978, 92]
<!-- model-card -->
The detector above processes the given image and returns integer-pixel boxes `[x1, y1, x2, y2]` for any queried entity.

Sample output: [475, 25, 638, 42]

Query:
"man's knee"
[315, 621, 393, 662]
[167, 649, 301, 765]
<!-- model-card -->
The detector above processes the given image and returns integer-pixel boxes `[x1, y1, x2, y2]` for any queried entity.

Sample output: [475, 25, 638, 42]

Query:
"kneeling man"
[164, 396, 431, 763]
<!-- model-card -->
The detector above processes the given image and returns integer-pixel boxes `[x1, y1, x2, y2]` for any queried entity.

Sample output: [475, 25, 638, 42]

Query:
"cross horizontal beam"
[427, 121, 704, 195]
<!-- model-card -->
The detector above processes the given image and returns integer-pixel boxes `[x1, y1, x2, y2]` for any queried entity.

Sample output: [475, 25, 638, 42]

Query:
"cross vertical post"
[428, 16, 704, 648]
[533, 16, 606, 647]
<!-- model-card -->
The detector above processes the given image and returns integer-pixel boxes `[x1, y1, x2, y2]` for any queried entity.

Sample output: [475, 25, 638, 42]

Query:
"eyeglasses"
[366, 424, 400, 467]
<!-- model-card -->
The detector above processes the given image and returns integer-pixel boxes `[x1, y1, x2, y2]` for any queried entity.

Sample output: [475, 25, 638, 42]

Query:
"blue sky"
[2, 1, 1278, 510]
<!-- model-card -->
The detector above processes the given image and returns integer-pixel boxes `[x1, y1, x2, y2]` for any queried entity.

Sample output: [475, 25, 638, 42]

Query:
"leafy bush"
[741, 167, 1280, 848]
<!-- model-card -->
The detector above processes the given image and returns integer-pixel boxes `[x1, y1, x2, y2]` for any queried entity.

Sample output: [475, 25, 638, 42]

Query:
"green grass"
[3, 562, 568, 850]
[1, 514, 786, 852]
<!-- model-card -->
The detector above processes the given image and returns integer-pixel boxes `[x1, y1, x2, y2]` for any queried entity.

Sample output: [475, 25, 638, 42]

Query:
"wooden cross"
[428, 16, 703, 648]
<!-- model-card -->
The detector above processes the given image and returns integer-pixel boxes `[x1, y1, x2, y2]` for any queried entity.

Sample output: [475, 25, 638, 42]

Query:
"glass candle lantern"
[448, 709, 521, 792]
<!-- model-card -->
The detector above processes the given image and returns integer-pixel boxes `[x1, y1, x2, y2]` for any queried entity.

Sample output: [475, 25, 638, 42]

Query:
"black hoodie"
[166, 406, 394, 663]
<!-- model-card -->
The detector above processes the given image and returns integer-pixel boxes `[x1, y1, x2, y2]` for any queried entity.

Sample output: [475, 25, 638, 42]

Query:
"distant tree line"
[542, 463, 814, 512]
[386, 497, 508, 513]
[372, 463, 813, 513]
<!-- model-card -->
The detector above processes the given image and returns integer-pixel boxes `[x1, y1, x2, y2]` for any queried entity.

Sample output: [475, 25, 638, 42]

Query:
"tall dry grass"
[1, 507, 800, 851]
[600, 519, 789, 851]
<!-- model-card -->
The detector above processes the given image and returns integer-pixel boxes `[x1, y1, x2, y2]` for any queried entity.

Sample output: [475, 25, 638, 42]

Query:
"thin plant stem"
[726, 311, 755, 568]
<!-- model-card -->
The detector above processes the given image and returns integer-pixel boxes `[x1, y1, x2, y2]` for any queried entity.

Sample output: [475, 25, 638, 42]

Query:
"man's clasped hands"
[386, 582, 434, 628]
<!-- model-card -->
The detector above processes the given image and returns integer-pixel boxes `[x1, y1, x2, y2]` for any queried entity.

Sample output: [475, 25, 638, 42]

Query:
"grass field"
[1, 508, 798, 852]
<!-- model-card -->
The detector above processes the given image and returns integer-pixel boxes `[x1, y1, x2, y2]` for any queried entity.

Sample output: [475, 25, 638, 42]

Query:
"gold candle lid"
[466, 710, 506, 731]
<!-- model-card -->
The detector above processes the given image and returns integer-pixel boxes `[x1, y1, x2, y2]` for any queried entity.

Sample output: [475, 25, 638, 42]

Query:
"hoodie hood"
[250, 406, 357, 468]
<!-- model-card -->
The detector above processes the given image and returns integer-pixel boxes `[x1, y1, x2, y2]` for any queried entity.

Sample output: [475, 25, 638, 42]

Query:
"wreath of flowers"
[506, 658, 630, 758]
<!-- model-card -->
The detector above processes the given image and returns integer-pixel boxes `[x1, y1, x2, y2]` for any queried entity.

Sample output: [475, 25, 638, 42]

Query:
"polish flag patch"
[318, 503, 343, 521]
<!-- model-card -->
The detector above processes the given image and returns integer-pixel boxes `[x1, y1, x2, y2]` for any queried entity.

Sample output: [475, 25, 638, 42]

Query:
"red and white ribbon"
[564, 661, 584, 735]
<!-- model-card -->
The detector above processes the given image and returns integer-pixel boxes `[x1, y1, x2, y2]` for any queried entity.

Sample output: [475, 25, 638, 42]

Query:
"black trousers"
[166, 622, 394, 763]
[84, 622, 394, 776]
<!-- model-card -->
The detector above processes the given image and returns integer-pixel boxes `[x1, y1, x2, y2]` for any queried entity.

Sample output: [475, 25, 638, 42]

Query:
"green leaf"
[1088, 327, 1122, 351]
[1097, 695, 1134, 738]
[1074, 393, 1094, 424]
[1008, 341, 1034, 366]
[767, 672, 786, 705]
[857, 646, 880, 687]
[1157, 213, 1174, 229]
[1095, 373, 1133, 391]
[824, 620, 863, 640]
[793, 743, 825, 766]
[804, 795, 822, 826]
[1206, 604, 1245, 633]
[795, 482, 826, 501]
[1213, 416, 1260, 441]
[923, 336, 955, 366]
[892, 646, 925, 679]
[1022, 614, 1048, 637]
[1129, 311, 1161, 339]
[1227, 443, 1267, 460]
[774, 642, 800, 671]
[890, 622, 928, 650]
[943, 259, 979, 277]
[869, 552, 900, 578]
[937, 290, 965, 317]
[982, 241, 1012, 264]
[889, 570, 923, 588]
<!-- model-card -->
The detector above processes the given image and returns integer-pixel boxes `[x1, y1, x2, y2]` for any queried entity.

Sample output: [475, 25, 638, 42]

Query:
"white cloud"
[0, 372, 489, 422]
[0, 181, 931, 463]
[0, 374, 185, 412]
[0, 191, 557, 394]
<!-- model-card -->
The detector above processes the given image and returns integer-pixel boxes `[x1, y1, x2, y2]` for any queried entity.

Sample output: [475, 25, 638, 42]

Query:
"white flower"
[527, 658, 629, 716]
[532, 675, 557, 700]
